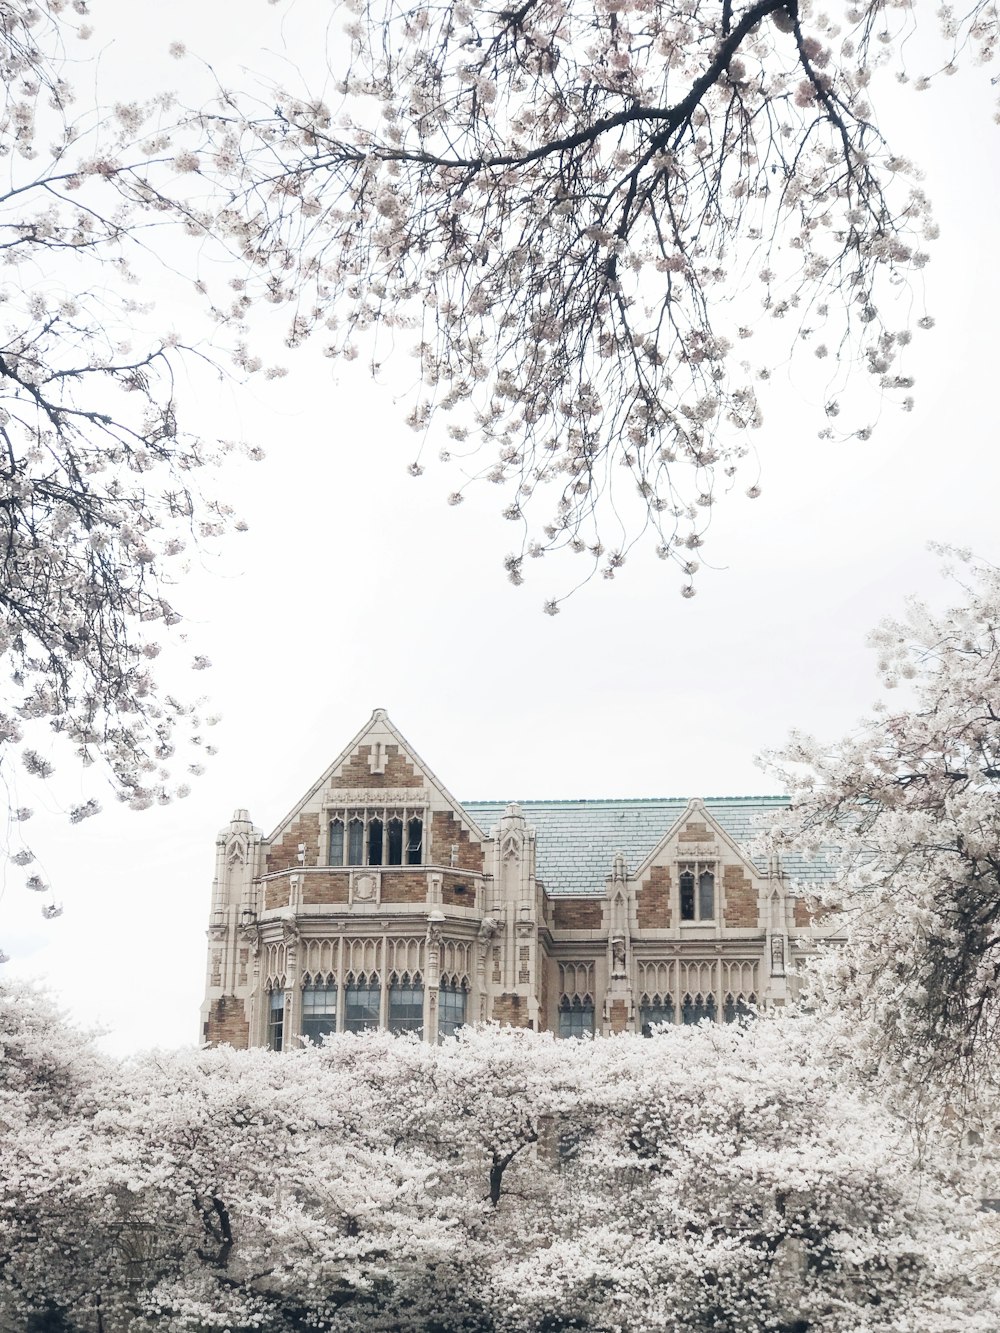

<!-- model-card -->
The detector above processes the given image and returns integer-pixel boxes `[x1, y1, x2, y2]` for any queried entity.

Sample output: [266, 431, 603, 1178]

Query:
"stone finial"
[612, 850, 627, 882]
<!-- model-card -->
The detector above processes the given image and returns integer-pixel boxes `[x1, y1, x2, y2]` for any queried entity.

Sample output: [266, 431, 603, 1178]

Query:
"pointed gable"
[265, 710, 487, 874]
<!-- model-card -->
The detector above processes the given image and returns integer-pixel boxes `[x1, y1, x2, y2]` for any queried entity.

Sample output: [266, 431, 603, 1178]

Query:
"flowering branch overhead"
[197, 0, 976, 595]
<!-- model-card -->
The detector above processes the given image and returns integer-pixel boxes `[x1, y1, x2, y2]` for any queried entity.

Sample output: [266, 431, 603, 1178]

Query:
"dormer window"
[327, 808, 424, 867]
[679, 862, 715, 922]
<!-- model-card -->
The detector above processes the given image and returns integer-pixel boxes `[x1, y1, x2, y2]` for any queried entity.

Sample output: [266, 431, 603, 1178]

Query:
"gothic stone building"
[201, 710, 831, 1049]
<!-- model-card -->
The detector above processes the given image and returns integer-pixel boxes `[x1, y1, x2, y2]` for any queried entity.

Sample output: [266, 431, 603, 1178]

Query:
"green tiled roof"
[462, 797, 832, 897]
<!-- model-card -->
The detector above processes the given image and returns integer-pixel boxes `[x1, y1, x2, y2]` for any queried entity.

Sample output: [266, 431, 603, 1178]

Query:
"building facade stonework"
[201, 710, 831, 1049]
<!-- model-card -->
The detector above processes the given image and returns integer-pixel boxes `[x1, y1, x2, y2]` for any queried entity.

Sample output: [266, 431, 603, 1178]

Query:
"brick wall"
[678, 821, 709, 842]
[204, 995, 249, 1049]
[381, 873, 428, 905]
[609, 999, 629, 1034]
[432, 811, 484, 872]
[552, 898, 603, 931]
[264, 879, 289, 910]
[267, 811, 321, 873]
[636, 865, 672, 928]
[492, 992, 532, 1028]
[723, 866, 758, 928]
[793, 896, 821, 927]
[337, 744, 424, 788]
[300, 873, 350, 906]
[441, 872, 476, 908]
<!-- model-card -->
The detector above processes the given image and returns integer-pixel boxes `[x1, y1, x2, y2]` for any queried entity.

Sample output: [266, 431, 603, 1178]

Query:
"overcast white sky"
[2, 0, 997, 1052]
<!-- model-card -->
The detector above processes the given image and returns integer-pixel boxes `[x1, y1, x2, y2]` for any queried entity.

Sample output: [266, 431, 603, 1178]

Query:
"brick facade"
[201, 711, 837, 1048]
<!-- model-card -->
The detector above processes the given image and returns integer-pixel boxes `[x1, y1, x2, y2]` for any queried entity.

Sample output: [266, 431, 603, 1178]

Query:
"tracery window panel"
[328, 809, 425, 867]
[679, 862, 716, 922]
[388, 972, 424, 1035]
[438, 976, 468, 1040]
[559, 994, 595, 1039]
[640, 993, 675, 1036]
[268, 988, 285, 1051]
[301, 980, 337, 1043]
[681, 991, 717, 1025]
[344, 973, 381, 1032]
[723, 992, 757, 1024]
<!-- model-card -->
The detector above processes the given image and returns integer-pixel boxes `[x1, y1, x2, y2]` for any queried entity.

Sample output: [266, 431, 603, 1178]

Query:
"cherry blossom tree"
[199, 0, 983, 603]
[764, 551, 1000, 1114]
[2, 988, 997, 1332]
[0, 0, 271, 874]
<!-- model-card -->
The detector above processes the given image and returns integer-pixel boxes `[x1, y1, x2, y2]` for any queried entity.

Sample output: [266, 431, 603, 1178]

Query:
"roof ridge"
[462, 795, 790, 805]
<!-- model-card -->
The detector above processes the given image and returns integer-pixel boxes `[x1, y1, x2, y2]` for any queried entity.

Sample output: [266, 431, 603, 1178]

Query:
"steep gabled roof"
[462, 797, 831, 896]
[267, 709, 487, 845]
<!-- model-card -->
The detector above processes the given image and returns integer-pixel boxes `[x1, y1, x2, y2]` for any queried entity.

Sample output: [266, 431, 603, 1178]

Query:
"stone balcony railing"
[256, 865, 486, 914]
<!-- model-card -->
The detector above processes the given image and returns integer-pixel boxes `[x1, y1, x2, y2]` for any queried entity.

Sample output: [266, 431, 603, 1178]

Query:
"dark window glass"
[558, 997, 595, 1039]
[704, 992, 717, 1023]
[640, 996, 675, 1036]
[302, 983, 337, 1043]
[387, 818, 404, 866]
[438, 983, 467, 1039]
[680, 871, 695, 921]
[407, 817, 423, 865]
[682, 993, 696, 1025]
[328, 820, 344, 867]
[347, 818, 364, 866]
[268, 989, 284, 1051]
[725, 993, 756, 1024]
[388, 979, 423, 1034]
[344, 978, 381, 1032]
[698, 870, 715, 921]
[368, 817, 384, 866]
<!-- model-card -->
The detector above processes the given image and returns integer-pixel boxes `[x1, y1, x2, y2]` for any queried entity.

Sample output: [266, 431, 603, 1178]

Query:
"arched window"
[347, 817, 365, 866]
[640, 993, 675, 1036]
[368, 817, 384, 867]
[698, 869, 715, 920]
[388, 972, 424, 1035]
[558, 994, 595, 1039]
[724, 992, 757, 1024]
[679, 862, 716, 922]
[344, 973, 381, 1032]
[407, 816, 423, 865]
[268, 988, 285, 1051]
[328, 819, 344, 867]
[387, 817, 404, 865]
[302, 979, 337, 1043]
[438, 977, 468, 1039]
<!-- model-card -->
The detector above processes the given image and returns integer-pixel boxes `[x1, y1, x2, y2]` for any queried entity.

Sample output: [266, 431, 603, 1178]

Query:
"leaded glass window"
[344, 974, 381, 1032]
[327, 808, 425, 867]
[681, 991, 716, 1025]
[723, 992, 756, 1024]
[268, 989, 285, 1051]
[640, 994, 675, 1036]
[558, 995, 595, 1039]
[302, 980, 337, 1043]
[679, 862, 715, 922]
[438, 978, 467, 1039]
[388, 973, 424, 1034]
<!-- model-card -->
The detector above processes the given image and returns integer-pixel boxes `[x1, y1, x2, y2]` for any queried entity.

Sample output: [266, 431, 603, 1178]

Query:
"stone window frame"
[438, 973, 469, 1041]
[558, 992, 595, 1039]
[267, 987, 285, 1051]
[387, 969, 424, 1035]
[678, 860, 716, 923]
[343, 970, 382, 1032]
[301, 973, 337, 1043]
[326, 805, 425, 869]
[639, 992, 675, 1035]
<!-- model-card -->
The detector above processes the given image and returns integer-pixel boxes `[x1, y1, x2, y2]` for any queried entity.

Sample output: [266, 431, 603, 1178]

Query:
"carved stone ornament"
[326, 788, 429, 806]
[351, 871, 380, 905]
[679, 842, 720, 859]
[500, 831, 522, 862]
